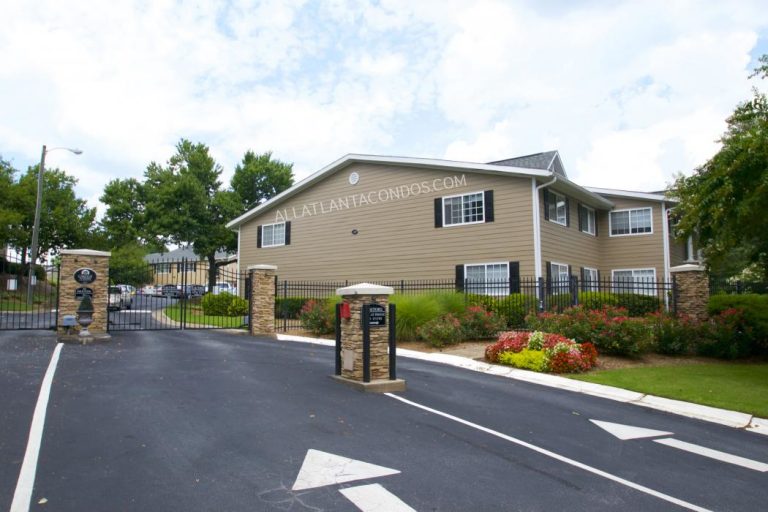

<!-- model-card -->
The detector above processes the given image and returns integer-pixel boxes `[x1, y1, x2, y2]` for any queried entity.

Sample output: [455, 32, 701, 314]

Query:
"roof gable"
[488, 151, 567, 178]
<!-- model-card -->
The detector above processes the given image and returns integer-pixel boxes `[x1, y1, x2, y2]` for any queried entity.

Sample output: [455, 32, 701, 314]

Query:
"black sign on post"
[367, 303, 386, 327]
[74, 287, 93, 300]
[74, 268, 97, 284]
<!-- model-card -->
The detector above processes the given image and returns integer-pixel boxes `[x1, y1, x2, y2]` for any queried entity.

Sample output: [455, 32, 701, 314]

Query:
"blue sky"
[1, 0, 767, 217]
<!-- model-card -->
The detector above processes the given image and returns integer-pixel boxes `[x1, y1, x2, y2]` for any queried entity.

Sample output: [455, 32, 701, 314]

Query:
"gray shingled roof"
[489, 150, 566, 177]
[144, 247, 235, 263]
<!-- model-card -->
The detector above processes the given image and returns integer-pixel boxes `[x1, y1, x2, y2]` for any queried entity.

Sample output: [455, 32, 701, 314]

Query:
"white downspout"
[662, 203, 671, 310]
[532, 174, 558, 279]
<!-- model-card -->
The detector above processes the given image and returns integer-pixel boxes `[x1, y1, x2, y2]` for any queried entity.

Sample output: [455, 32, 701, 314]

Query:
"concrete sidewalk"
[276, 333, 768, 437]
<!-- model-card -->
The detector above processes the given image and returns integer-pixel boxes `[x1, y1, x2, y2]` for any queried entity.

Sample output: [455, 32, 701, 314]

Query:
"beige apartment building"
[226, 151, 695, 292]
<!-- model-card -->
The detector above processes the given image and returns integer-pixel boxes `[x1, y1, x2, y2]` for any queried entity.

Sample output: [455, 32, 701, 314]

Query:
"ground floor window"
[465, 262, 509, 295]
[612, 268, 656, 295]
[549, 261, 570, 293]
[583, 267, 599, 291]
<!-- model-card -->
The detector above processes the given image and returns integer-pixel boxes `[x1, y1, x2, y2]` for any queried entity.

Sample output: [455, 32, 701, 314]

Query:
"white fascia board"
[225, 154, 551, 229]
[586, 187, 675, 203]
[550, 178, 614, 209]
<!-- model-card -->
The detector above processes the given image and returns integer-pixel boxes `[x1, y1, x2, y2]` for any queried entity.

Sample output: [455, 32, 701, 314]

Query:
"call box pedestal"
[332, 283, 405, 393]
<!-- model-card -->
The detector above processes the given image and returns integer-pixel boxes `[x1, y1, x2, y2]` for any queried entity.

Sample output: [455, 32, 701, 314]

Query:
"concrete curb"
[276, 334, 767, 436]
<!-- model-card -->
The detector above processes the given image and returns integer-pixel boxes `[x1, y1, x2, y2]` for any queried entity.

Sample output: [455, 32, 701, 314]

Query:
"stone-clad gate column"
[332, 283, 406, 393]
[249, 264, 277, 336]
[670, 263, 710, 321]
[58, 249, 111, 340]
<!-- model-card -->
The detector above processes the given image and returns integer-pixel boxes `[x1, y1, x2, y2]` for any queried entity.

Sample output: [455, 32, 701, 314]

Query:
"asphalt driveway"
[1, 329, 767, 511]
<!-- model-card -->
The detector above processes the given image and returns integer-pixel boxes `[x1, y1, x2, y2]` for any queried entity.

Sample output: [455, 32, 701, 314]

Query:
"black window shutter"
[578, 204, 584, 231]
[543, 189, 550, 221]
[594, 211, 599, 236]
[565, 197, 571, 227]
[256, 225, 262, 248]
[597, 270, 602, 291]
[284, 221, 291, 245]
[580, 267, 585, 291]
[509, 261, 520, 294]
[545, 261, 552, 294]
[484, 190, 494, 222]
[434, 198, 443, 228]
[455, 265, 465, 292]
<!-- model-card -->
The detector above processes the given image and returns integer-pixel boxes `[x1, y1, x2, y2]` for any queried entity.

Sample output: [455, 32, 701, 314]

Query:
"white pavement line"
[340, 484, 416, 512]
[654, 438, 768, 472]
[385, 393, 712, 512]
[10, 343, 63, 512]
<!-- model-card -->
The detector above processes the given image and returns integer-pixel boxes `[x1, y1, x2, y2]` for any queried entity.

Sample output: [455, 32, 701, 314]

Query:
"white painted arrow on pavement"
[292, 450, 415, 511]
[592, 420, 768, 472]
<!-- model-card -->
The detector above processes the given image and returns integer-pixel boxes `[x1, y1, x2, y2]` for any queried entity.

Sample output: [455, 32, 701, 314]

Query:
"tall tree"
[231, 150, 294, 210]
[99, 177, 161, 250]
[7, 166, 96, 263]
[672, 56, 768, 277]
[144, 139, 241, 289]
[0, 157, 21, 248]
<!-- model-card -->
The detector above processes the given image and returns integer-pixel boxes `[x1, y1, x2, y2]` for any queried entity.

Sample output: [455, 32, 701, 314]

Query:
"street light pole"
[27, 144, 82, 305]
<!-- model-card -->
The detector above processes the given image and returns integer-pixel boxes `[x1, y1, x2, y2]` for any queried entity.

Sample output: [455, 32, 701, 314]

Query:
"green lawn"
[164, 304, 246, 328]
[0, 299, 32, 311]
[569, 364, 768, 417]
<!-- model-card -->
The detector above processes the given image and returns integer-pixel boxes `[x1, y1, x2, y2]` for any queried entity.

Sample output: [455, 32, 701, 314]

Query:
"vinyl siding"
[599, 197, 666, 277]
[540, 188, 601, 277]
[239, 163, 536, 281]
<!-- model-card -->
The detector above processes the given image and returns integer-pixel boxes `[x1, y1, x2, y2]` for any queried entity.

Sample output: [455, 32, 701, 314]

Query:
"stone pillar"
[670, 264, 709, 320]
[332, 283, 405, 392]
[58, 249, 111, 340]
[249, 264, 277, 336]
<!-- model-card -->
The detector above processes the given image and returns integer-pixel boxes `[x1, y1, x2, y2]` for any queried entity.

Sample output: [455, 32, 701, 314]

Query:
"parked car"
[108, 286, 132, 311]
[116, 284, 136, 298]
[161, 284, 181, 298]
[212, 282, 237, 295]
[140, 285, 156, 296]
[182, 284, 207, 298]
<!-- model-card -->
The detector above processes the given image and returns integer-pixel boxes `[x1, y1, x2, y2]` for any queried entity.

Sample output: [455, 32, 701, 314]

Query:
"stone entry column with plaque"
[332, 283, 406, 393]
[58, 249, 111, 342]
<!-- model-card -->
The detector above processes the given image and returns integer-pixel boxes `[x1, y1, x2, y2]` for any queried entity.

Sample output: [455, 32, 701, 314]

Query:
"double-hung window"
[612, 268, 656, 295]
[578, 204, 596, 235]
[262, 222, 286, 247]
[546, 191, 568, 226]
[550, 261, 570, 293]
[610, 208, 652, 236]
[443, 192, 485, 226]
[582, 267, 599, 291]
[465, 262, 509, 296]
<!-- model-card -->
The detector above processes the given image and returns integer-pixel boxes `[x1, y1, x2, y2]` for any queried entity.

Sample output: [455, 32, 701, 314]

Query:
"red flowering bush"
[485, 330, 598, 373]
[698, 308, 755, 359]
[417, 314, 464, 347]
[299, 299, 335, 335]
[461, 305, 506, 339]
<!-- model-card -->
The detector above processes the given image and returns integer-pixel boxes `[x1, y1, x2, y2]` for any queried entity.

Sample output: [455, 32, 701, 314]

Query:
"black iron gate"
[0, 253, 60, 331]
[107, 257, 249, 331]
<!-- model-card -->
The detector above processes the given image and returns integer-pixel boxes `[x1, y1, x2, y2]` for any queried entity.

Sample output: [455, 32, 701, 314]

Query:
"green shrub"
[431, 292, 467, 317]
[202, 292, 239, 316]
[471, 293, 537, 328]
[647, 313, 697, 355]
[578, 291, 619, 310]
[616, 293, 662, 316]
[498, 349, 548, 372]
[696, 308, 756, 359]
[417, 314, 464, 347]
[390, 293, 444, 341]
[275, 297, 309, 319]
[527, 305, 652, 356]
[708, 294, 768, 350]
[546, 293, 573, 312]
[226, 296, 249, 316]
[461, 305, 506, 339]
[299, 299, 336, 335]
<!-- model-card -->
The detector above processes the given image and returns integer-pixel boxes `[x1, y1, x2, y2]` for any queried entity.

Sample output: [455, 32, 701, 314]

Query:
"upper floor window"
[609, 207, 652, 236]
[545, 190, 568, 226]
[443, 192, 484, 226]
[262, 222, 286, 247]
[578, 204, 596, 235]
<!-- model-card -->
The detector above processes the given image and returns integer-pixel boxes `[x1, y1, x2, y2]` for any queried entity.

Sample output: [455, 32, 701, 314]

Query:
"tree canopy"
[672, 56, 768, 277]
[231, 150, 294, 210]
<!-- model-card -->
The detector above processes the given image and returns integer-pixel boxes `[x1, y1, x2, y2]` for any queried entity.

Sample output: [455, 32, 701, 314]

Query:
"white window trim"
[547, 190, 568, 227]
[442, 190, 486, 227]
[608, 207, 654, 237]
[583, 267, 599, 291]
[579, 205, 596, 236]
[550, 261, 570, 293]
[464, 261, 510, 296]
[611, 268, 657, 295]
[262, 221, 286, 248]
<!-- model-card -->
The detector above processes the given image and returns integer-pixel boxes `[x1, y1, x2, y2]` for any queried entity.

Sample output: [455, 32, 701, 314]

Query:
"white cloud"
[0, 0, 766, 222]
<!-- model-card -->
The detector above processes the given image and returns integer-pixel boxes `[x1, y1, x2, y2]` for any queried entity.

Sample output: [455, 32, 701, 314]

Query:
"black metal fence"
[1, 253, 59, 330]
[275, 275, 676, 332]
[108, 258, 248, 331]
[710, 278, 768, 295]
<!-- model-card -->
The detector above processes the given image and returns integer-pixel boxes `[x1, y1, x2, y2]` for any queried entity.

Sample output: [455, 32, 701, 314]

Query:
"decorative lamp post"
[27, 144, 83, 305]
